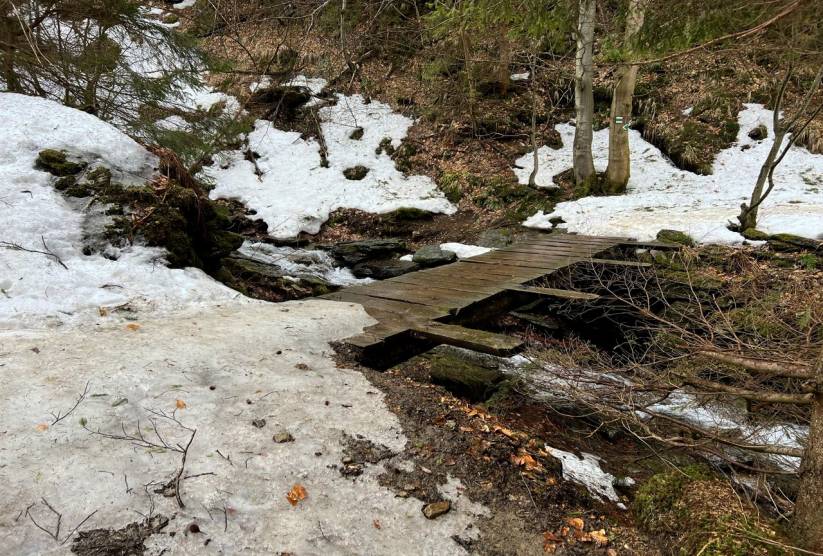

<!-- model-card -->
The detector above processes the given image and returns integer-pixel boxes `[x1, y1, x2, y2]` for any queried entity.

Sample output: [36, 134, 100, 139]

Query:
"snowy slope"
[0, 93, 241, 330]
[517, 104, 823, 243]
[207, 83, 456, 238]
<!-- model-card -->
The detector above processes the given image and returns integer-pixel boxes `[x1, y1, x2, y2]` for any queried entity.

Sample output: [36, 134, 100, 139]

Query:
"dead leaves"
[125, 323, 141, 332]
[544, 517, 610, 552]
[286, 484, 307, 506]
[175, 399, 187, 410]
[511, 449, 544, 472]
[35, 423, 49, 432]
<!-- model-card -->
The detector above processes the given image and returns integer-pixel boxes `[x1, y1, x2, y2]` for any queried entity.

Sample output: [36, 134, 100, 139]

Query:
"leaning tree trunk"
[604, 0, 647, 194]
[573, 0, 596, 188]
[738, 128, 785, 231]
[792, 350, 823, 551]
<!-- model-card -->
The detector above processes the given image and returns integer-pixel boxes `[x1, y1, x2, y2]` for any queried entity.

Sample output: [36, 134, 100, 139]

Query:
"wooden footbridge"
[322, 232, 672, 366]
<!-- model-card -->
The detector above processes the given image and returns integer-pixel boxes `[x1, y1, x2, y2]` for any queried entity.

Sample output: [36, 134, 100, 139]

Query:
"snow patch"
[0, 92, 241, 330]
[439, 243, 493, 259]
[207, 87, 455, 238]
[518, 104, 823, 243]
[545, 446, 622, 502]
[238, 241, 369, 286]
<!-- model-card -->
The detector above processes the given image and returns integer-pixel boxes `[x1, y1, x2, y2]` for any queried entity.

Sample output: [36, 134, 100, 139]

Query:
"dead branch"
[0, 236, 68, 269]
[49, 381, 90, 425]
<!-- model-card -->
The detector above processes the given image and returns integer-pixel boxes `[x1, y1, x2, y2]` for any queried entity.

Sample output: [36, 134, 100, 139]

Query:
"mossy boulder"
[656, 229, 695, 247]
[36, 149, 86, 176]
[429, 350, 506, 402]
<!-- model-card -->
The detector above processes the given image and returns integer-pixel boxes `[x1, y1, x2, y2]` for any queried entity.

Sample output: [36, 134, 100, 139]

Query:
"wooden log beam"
[410, 322, 523, 355]
[505, 285, 600, 301]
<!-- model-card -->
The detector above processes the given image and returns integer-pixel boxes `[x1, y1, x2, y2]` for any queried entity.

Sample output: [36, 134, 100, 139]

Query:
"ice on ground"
[440, 243, 493, 258]
[518, 103, 823, 243]
[0, 300, 482, 555]
[0, 93, 241, 330]
[238, 241, 369, 286]
[173, 0, 197, 8]
[545, 446, 622, 502]
[511, 72, 530, 81]
[207, 83, 455, 238]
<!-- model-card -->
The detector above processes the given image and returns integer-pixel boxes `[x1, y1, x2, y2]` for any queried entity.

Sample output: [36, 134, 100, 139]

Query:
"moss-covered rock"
[656, 229, 695, 247]
[343, 165, 370, 180]
[767, 233, 821, 253]
[429, 350, 506, 402]
[36, 149, 86, 176]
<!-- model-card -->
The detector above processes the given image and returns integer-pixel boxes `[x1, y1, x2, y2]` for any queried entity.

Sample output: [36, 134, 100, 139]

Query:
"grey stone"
[412, 245, 457, 267]
[351, 258, 418, 279]
[331, 239, 407, 265]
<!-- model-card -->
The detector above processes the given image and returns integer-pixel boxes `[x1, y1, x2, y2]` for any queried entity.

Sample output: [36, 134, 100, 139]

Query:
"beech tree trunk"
[573, 0, 596, 187]
[739, 128, 785, 231]
[604, 0, 647, 194]
[792, 350, 823, 551]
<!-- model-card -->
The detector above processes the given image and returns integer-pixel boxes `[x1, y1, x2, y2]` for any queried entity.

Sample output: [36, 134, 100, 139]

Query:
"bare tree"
[572, 0, 596, 188]
[737, 64, 823, 232]
[603, 0, 647, 194]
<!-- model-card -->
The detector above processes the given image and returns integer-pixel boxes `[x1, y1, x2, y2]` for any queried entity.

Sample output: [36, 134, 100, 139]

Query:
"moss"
[36, 149, 86, 176]
[634, 466, 788, 556]
[438, 172, 464, 204]
[470, 174, 551, 222]
[767, 233, 821, 252]
[375, 137, 396, 156]
[741, 228, 770, 241]
[798, 254, 819, 270]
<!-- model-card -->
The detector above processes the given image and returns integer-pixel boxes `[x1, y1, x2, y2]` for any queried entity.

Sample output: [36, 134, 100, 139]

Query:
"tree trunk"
[573, 0, 596, 187]
[738, 128, 785, 231]
[604, 0, 647, 194]
[498, 24, 511, 96]
[792, 349, 823, 551]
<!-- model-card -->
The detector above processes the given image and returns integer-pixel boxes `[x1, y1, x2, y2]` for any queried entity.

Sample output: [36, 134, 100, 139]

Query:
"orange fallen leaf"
[286, 484, 307, 506]
[589, 529, 609, 546]
[175, 399, 187, 409]
[511, 450, 544, 472]
[35, 423, 49, 432]
[542, 531, 560, 553]
[566, 517, 585, 531]
[125, 323, 141, 331]
[372, 519, 382, 530]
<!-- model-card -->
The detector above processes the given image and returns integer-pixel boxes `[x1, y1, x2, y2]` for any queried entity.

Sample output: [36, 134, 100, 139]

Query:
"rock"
[748, 124, 768, 141]
[352, 258, 418, 279]
[412, 245, 457, 267]
[36, 149, 86, 176]
[476, 228, 515, 248]
[656, 229, 695, 247]
[384, 207, 433, 221]
[429, 350, 506, 402]
[421, 500, 451, 519]
[349, 127, 364, 140]
[273, 430, 294, 443]
[331, 239, 408, 265]
[343, 165, 370, 180]
[251, 419, 266, 428]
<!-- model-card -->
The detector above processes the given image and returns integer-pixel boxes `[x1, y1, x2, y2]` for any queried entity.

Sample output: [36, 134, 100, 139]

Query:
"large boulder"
[351, 258, 418, 279]
[412, 245, 457, 267]
[656, 229, 695, 247]
[330, 239, 407, 265]
[428, 349, 506, 402]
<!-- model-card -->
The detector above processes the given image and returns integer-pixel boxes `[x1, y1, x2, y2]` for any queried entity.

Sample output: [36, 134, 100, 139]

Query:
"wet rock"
[352, 258, 418, 279]
[656, 229, 695, 247]
[331, 239, 407, 265]
[748, 124, 768, 141]
[476, 228, 515, 248]
[413, 245, 457, 267]
[343, 165, 370, 180]
[422, 500, 451, 519]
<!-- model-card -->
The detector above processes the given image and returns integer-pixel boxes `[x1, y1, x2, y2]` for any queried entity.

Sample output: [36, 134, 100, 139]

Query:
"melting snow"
[439, 243, 493, 258]
[207, 80, 455, 238]
[518, 103, 823, 243]
[238, 241, 369, 286]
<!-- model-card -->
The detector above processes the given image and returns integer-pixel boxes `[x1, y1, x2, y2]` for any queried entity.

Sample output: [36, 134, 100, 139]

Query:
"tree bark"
[604, 0, 646, 194]
[792, 348, 823, 551]
[573, 0, 596, 187]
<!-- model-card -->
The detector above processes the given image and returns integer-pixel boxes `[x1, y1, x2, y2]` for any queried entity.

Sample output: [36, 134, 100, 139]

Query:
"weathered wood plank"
[588, 258, 652, 268]
[410, 322, 523, 355]
[505, 285, 600, 300]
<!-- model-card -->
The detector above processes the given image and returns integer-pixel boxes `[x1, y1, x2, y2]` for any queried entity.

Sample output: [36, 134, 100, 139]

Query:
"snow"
[439, 243, 493, 258]
[207, 85, 456, 238]
[544, 446, 622, 503]
[518, 104, 823, 243]
[238, 241, 369, 286]
[0, 93, 242, 330]
[173, 0, 197, 8]
[510, 72, 530, 81]
[0, 300, 483, 554]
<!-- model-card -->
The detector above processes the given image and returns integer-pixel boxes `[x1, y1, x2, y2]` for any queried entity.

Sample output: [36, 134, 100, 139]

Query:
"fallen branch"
[49, 381, 90, 425]
[0, 236, 68, 269]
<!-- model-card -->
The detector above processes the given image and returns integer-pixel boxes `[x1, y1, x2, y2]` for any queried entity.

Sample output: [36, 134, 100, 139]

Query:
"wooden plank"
[410, 322, 523, 355]
[505, 285, 600, 301]
[459, 258, 579, 271]
[321, 291, 447, 319]
[344, 282, 488, 309]
[588, 258, 652, 268]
